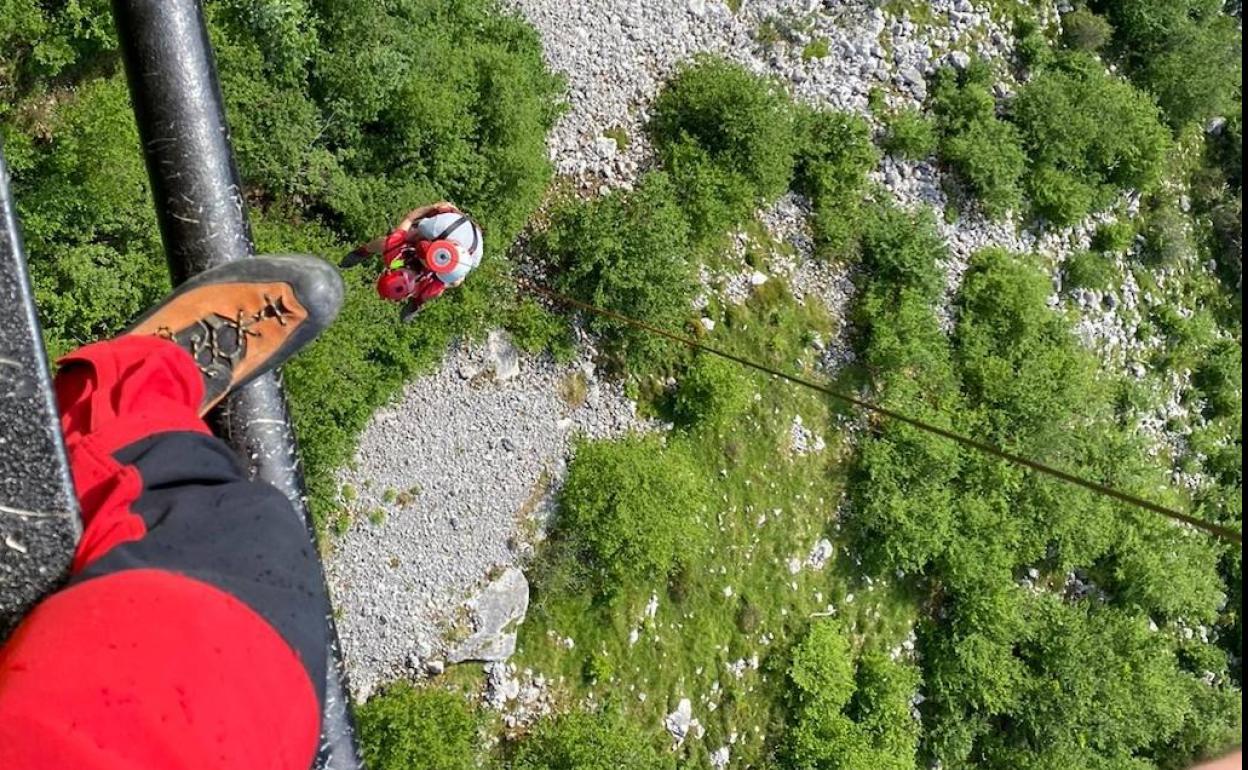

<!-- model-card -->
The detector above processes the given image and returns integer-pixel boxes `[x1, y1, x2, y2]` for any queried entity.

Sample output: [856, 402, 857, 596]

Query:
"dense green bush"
[788, 619, 857, 709]
[880, 108, 937, 160]
[556, 435, 710, 594]
[533, 173, 695, 368]
[3, 0, 564, 526]
[793, 107, 879, 258]
[507, 297, 576, 362]
[1062, 250, 1119, 291]
[1091, 220, 1136, 253]
[1061, 8, 1114, 52]
[650, 55, 795, 232]
[1012, 52, 1172, 225]
[511, 709, 673, 770]
[929, 64, 1026, 219]
[356, 684, 482, 770]
[5, 74, 167, 358]
[672, 353, 753, 429]
[1094, 0, 1242, 129]
[784, 619, 921, 770]
[846, 225, 1238, 766]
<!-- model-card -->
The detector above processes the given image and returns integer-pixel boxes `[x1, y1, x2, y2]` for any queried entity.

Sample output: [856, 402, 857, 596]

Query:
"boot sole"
[126, 254, 345, 397]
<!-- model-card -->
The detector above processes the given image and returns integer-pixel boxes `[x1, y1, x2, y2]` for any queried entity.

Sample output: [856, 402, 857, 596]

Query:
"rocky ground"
[326, 0, 1217, 701]
[326, 335, 652, 698]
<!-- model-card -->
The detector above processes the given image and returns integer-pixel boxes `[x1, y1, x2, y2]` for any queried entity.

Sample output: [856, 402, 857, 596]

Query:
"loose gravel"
[326, 340, 651, 699]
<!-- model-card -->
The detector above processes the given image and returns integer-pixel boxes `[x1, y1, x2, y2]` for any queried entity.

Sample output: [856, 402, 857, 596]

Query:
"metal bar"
[0, 144, 81, 637]
[109, 1, 361, 766]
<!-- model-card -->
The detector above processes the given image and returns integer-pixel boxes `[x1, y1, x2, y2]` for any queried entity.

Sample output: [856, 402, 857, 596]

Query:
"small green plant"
[382, 488, 398, 504]
[882, 108, 938, 159]
[511, 710, 674, 770]
[368, 508, 387, 526]
[802, 38, 830, 61]
[604, 126, 630, 151]
[1091, 220, 1135, 254]
[672, 353, 753, 428]
[582, 649, 615, 684]
[357, 684, 482, 770]
[340, 484, 358, 503]
[558, 371, 590, 410]
[1063, 250, 1119, 291]
[929, 64, 1026, 219]
[1061, 9, 1113, 52]
[330, 510, 353, 537]
[555, 435, 710, 594]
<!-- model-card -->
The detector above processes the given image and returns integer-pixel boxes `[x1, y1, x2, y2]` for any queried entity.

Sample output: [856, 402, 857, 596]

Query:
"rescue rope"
[516, 277, 1242, 545]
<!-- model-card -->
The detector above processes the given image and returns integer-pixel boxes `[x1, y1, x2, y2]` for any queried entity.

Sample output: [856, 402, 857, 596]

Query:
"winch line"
[516, 277, 1241, 545]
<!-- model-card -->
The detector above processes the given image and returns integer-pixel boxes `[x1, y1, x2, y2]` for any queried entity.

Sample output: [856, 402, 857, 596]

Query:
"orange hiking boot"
[125, 254, 343, 415]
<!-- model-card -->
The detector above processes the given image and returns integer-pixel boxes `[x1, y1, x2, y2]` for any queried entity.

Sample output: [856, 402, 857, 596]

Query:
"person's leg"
[0, 256, 342, 770]
[400, 274, 447, 322]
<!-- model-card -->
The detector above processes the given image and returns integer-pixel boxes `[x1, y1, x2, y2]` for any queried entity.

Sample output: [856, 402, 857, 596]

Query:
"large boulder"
[448, 567, 529, 663]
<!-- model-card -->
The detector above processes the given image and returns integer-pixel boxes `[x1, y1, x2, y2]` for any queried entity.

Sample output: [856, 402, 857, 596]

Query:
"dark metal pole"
[109, 2, 361, 766]
[0, 144, 80, 638]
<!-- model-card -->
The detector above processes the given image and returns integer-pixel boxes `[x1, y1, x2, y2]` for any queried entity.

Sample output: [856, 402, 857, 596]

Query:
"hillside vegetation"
[2, 0, 1240, 768]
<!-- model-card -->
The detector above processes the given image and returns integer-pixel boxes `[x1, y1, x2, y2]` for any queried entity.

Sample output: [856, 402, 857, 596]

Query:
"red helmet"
[420, 239, 460, 275]
[376, 268, 419, 301]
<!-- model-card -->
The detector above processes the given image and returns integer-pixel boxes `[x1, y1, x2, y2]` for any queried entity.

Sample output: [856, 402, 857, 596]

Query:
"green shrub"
[857, 203, 947, 302]
[881, 108, 937, 160]
[1061, 9, 1114, 52]
[507, 297, 575, 362]
[793, 107, 879, 258]
[1012, 52, 1172, 225]
[534, 173, 695, 368]
[650, 55, 795, 230]
[511, 709, 673, 770]
[556, 435, 710, 594]
[1141, 200, 1193, 265]
[1097, 0, 1242, 129]
[1015, 16, 1057, 70]
[1091, 220, 1136, 253]
[11, 75, 168, 357]
[299, 0, 564, 243]
[357, 684, 481, 770]
[785, 620, 921, 770]
[672, 353, 753, 429]
[929, 65, 1026, 219]
[788, 619, 857, 709]
[1063, 250, 1119, 291]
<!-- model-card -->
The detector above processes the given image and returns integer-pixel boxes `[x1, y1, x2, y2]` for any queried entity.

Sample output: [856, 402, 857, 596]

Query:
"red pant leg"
[0, 337, 320, 770]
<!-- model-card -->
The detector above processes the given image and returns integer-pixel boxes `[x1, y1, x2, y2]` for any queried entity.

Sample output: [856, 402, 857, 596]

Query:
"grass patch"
[558, 371, 590, 410]
[604, 126, 630, 151]
[802, 38, 830, 61]
[513, 285, 916, 766]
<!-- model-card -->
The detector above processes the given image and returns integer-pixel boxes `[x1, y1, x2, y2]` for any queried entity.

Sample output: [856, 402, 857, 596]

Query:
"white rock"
[807, 538, 834, 570]
[749, 271, 768, 286]
[711, 746, 731, 770]
[448, 567, 529, 663]
[665, 698, 695, 744]
[486, 330, 521, 381]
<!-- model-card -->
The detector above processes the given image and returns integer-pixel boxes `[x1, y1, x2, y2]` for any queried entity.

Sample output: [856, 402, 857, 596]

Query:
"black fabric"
[72, 431, 329, 705]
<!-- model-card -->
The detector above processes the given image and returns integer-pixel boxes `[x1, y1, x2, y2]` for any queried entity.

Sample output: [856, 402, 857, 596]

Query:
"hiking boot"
[125, 254, 344, 415]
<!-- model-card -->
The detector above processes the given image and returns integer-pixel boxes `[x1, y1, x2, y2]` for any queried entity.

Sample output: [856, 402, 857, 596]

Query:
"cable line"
[516, 278, 1242, 546]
